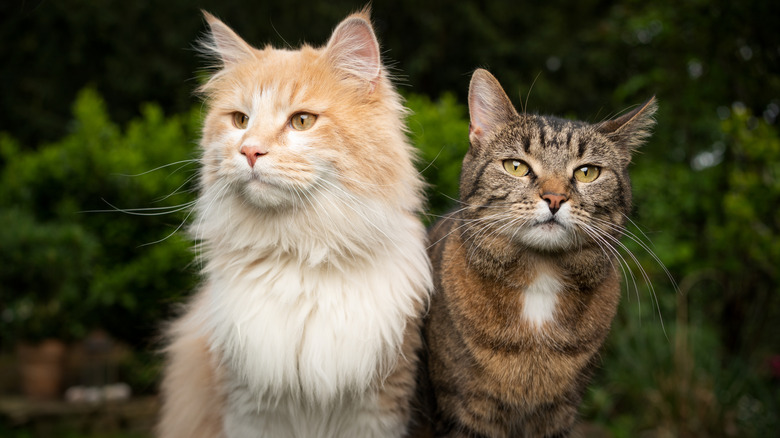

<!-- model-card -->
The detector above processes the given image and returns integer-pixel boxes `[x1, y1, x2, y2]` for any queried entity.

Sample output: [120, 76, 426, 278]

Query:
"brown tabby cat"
[419, 69, 657, 437]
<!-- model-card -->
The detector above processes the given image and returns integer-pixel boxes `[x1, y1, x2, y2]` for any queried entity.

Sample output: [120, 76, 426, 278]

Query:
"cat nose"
[240, 145, 268, 168]
[542, 192, 568, 215]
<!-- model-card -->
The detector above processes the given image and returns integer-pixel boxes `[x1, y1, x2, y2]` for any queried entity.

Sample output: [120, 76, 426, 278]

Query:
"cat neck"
[455, 225, 613, 291]
[192, 183, 425, 272]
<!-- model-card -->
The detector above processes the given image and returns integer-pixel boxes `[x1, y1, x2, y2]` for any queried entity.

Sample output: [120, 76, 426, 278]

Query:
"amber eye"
[574, 165, 601, 183]
[232, 112, 249, 129]
[502, 159, 530, 177]
[290, 112, 317, 131]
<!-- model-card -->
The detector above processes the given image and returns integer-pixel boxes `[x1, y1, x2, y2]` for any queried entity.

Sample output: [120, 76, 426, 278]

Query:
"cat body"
[157, 11, 431, 438]
[420, 69, 656, 437]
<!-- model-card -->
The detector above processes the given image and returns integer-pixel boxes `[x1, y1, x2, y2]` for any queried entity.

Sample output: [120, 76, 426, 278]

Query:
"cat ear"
[324, 12, 382, 87]
[201, 11, 256, 66]
[468, 69, 519, 142]
[596, 97, 658, 151]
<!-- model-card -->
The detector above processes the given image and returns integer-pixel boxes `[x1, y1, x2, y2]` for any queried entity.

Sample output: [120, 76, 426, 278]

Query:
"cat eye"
[574, 165, 601, 183]
[290, 112, 317, 131]
[502, 159, 530, 177]
[232, 112, 249, 129]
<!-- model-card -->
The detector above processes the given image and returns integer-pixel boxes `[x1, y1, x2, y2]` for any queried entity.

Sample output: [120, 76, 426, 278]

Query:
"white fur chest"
[197, 245, 424, 407]
[521, 271, 564, 327]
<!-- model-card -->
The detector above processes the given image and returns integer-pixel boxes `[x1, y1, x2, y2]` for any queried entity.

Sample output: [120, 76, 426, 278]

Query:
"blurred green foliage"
[405, 93, 470, 219]
[0, 89, 200, 346]
[0, 207, 97, 342]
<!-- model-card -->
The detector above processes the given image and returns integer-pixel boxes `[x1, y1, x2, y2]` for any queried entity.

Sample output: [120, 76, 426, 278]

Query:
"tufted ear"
[324, 11, 382, 86]
[468, 69, 519, 143]
[201, 11, 256, 67]
[596, 96, 658, 152]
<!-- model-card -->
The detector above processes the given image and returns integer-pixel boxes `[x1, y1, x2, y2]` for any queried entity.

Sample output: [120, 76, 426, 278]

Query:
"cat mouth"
[535, 218, 564, 228]
[246, 170, 279, 186]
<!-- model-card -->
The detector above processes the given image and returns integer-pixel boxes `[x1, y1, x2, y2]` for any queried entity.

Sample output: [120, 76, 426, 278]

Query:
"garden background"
[1, 0, 778, 436]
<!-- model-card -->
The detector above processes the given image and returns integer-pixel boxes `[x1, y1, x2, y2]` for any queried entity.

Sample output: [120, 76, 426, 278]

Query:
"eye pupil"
[502, 159, 529, 177]
[233, 112, 249, 129]
[291, 112, 317, 131]
[575, 165, 600, 182]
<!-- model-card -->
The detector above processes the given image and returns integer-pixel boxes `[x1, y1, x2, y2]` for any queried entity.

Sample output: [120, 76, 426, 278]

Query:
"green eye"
[290, 112, 317, 131]
[232, 112, 249, 129]
[574, 165, 600, 183]
[502, 159, 530, 177]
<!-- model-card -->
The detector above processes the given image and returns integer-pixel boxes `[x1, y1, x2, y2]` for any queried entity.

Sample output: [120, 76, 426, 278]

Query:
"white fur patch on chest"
[521, 271, 563, 327]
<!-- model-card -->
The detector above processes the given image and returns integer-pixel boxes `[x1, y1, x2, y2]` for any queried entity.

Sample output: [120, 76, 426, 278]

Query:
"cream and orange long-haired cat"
[157, 10, 431, 438]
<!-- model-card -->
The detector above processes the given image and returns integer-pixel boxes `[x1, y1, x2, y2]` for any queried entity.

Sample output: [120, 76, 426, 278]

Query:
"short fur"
[157, 10, 432, 438]
[417, 69, 656, 437]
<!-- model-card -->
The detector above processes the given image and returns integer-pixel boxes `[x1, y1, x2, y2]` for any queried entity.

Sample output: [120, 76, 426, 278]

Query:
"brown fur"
[414, 69, 657, 437]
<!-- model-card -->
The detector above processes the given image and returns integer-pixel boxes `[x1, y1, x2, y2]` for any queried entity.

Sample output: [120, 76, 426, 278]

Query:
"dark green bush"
[0, 89, 200, 346]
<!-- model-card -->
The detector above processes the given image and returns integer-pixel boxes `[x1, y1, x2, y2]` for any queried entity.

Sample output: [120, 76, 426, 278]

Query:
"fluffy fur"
[414, 69, 657, 437]
[157, 10, 431, 438]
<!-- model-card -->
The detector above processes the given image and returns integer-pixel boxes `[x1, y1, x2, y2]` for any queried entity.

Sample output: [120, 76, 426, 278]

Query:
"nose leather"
[240, 145, 267, 167]
[542, 192, 568, 214]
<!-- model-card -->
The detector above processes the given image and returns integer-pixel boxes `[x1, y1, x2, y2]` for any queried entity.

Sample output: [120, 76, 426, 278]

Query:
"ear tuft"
[200, 11, 256, 67]
[468, 69, 519, 141]
[597, 96, 658, 152]
[325, 13, 381, 85]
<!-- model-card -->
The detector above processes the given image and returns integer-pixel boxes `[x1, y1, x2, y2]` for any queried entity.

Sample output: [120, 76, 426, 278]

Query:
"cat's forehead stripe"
[519, 118, 591, 157]
[538, 123, 547, 151]
[522, 134, 531, 153]
[576, 137, 588, 159]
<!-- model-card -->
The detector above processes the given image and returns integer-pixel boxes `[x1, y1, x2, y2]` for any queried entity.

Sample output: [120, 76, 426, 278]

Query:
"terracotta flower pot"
[17, 339, 67, 399]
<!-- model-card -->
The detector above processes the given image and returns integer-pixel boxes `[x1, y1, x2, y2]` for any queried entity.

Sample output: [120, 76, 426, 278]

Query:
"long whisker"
[152, 173, 199, 203]
[427, 210, 514, 250]
[114, 159, 199, 177]
[139, 205, 197, 247]
[86, 199, 196, 216]
[462, 215, 516, 262]
[315, 178, 399, 253]
[590, 216, 679, 294]
[584, 223, 668, 337]
[577, 221, 642, 306]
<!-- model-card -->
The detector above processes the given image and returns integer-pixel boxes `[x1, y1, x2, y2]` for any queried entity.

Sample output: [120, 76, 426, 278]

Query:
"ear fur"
[201, 11, 256, 66]
[324, 11, 382, 86]
[468, 69, 519, 143]
[597, 96, 658, 152]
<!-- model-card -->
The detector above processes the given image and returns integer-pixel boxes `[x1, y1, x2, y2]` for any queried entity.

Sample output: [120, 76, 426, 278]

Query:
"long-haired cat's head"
[461, 69, 657, 253]
[195, 10, 421, 213]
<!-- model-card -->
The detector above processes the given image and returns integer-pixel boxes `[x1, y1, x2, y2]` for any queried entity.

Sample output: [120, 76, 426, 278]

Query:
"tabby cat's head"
[460, 69, 656, 252]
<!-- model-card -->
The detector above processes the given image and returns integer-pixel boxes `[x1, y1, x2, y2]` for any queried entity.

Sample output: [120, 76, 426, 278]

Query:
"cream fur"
[158, 9, 431, 438]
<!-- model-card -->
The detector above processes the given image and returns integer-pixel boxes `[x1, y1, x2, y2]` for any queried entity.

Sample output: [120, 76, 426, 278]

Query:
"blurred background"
[1, 0, 778, 436]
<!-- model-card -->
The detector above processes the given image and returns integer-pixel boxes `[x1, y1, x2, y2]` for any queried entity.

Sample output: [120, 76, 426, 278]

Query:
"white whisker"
[114, 159, 199, 177]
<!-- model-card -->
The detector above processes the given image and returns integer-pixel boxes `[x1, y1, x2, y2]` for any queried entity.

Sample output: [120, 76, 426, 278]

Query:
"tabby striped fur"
[417, 69, 656, 438]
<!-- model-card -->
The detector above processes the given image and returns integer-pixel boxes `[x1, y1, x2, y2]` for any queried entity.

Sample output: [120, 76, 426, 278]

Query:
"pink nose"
[240, 145, 267, 168]
[542, 192, 568, 214]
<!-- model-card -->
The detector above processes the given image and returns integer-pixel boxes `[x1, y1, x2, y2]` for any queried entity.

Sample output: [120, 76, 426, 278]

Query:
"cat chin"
[514, 225, 577, 252]
[238, 180, 302, 210]
[506, 204, 579, 251]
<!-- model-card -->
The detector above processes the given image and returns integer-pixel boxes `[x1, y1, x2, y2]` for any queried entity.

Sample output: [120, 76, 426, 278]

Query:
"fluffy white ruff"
[190, 181, 431, 437]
